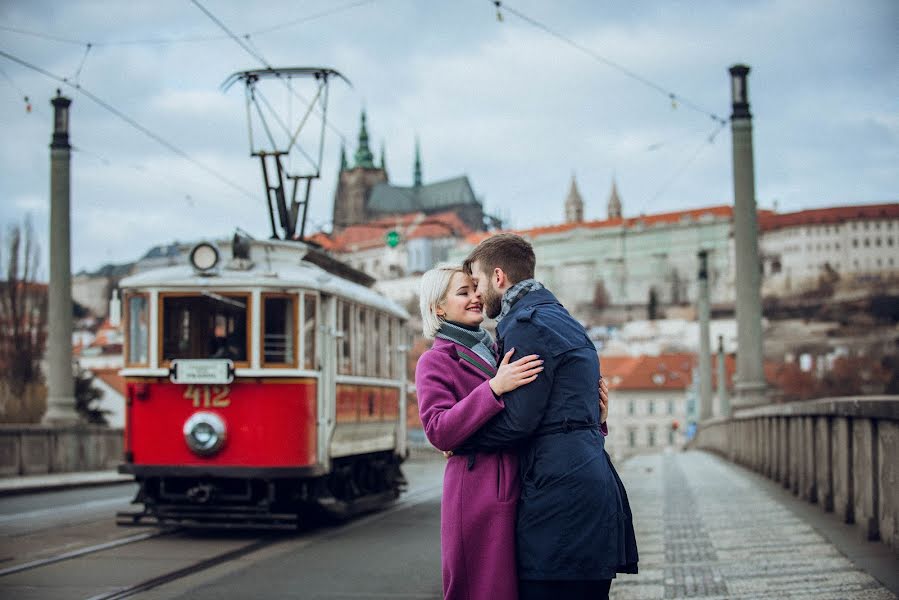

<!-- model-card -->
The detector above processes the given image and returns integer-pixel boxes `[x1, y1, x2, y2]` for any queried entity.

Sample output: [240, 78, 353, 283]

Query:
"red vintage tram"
[116, 237, 410, 529]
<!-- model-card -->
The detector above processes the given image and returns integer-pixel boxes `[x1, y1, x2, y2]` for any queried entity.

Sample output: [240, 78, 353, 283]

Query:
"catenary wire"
[0, 48, 259, 202]
[490, 1, 727, 127]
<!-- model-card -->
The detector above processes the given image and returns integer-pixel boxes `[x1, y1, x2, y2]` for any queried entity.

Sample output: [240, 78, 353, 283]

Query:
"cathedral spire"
[354, 110, 375, 169]
[413, 138, 422, 187]
[564, 173, 584, 223]
[607, 177, 622, 219]
[379, 141, 387, 170]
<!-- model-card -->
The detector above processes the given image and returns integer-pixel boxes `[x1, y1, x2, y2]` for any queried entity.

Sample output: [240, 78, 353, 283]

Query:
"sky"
[0, 0, 896, 276]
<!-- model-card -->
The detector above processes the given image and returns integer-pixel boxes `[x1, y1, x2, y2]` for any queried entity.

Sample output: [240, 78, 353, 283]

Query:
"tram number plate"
[170, 359, 234, 384]
[183, 385, 231, 408]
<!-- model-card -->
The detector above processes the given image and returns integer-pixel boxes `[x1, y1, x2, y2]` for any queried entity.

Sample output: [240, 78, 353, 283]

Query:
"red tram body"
[116, 239, 410, 529]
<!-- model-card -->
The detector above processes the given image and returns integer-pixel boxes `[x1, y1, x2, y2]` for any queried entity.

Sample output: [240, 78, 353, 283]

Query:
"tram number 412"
[182, 385, 231, 408]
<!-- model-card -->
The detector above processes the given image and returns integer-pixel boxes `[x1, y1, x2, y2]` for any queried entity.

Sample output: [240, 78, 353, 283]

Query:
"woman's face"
[437, 271, 484, 327]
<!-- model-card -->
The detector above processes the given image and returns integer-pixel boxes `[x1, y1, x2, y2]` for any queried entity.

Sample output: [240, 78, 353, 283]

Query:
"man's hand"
[599, 377, 609, 424]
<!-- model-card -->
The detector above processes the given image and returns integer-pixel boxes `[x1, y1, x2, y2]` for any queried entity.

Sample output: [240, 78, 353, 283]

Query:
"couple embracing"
[415, 234, 639, 600]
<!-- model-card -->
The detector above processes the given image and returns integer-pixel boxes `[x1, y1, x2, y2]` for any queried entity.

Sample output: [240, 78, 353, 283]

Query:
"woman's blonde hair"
[419, 264, 464, 339]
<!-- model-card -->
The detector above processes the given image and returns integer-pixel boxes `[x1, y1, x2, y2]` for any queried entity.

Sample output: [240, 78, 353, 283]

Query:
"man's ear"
[494, 267, 506, 289]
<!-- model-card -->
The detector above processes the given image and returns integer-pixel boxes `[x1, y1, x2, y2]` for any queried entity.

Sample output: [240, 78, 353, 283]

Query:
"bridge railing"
[0, 425, 123, 477]
[689, 396, 899, 553]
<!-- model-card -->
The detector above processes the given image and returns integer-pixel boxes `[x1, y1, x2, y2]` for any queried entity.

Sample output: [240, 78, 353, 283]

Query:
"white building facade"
[760, 203, 899, 295]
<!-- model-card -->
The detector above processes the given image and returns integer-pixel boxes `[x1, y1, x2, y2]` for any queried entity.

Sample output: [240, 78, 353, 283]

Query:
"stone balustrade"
[0, 425, 123, 476]
[689, 396, 899, 553]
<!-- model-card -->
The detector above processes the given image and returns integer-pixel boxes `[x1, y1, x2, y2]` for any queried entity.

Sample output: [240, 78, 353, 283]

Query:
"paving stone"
[609, 451, 896, 600]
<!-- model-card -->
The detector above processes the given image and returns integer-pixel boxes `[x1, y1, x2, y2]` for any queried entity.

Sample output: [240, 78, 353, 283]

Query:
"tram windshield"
[161, 293, 249, 363]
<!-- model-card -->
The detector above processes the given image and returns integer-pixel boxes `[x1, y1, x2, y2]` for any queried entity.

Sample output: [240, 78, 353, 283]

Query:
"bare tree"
[0, 218, 48, 422]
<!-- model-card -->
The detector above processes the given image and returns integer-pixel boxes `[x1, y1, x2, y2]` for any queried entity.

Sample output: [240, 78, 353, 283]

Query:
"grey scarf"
[436, 321, 497, 369]
[496, 278, 544, 323]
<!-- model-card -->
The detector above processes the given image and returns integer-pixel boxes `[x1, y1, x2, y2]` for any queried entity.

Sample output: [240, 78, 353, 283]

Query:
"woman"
[415, 265, 544, 600]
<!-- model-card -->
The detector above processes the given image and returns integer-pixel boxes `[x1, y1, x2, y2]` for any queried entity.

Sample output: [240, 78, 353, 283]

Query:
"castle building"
[331, 112, 486, 233]
[758, 203, 899, 294]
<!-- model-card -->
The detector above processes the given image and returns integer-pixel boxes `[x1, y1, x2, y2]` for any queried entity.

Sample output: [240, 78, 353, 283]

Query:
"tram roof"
[119, 239, 409, 319]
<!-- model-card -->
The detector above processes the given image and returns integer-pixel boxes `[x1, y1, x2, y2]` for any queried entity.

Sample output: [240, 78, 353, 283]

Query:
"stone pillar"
[697, 250, 713, 420]
[728, 65, 767, 408]
[816, 416, 834, 512]
[43, 91, 80, 425]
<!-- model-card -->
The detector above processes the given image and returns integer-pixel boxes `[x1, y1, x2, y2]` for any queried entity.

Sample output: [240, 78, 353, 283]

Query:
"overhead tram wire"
[190, 0, 350, 146]
[648, 120, 729, 206]
[0, 3, 377, 47]
[489, 0, 728, 128]
[0, 48, 259, 203]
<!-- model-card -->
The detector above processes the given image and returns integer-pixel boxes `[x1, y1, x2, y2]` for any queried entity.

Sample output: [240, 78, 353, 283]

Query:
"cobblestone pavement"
[610, 450, 897, 600]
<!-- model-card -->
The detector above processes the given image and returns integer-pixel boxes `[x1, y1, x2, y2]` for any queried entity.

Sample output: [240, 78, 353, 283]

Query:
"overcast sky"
[1, 0, 896, 275]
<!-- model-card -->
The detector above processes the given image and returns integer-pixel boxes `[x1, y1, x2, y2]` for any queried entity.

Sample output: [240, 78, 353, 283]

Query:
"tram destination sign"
[170, 359, 235, 385]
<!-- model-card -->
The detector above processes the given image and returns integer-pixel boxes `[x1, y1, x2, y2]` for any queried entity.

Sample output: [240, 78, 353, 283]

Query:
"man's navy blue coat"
[461, 288, 638, 581]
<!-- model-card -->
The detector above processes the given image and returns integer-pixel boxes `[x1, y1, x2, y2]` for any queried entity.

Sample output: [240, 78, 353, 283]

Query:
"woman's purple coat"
[415, 337, 520, 600]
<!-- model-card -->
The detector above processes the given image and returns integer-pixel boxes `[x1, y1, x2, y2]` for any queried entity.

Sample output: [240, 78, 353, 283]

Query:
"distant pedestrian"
[415, 265, 544, 600]
[456, 234, 639, 600]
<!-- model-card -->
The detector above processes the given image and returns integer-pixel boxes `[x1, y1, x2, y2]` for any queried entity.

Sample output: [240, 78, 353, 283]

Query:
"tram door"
[317, 294, 338, 470]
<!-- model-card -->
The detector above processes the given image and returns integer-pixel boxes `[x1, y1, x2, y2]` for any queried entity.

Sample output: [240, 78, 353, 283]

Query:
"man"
[457, 233, 638, 600]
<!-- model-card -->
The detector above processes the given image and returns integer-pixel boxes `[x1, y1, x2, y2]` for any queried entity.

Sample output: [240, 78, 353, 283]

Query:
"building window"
[648, 401, 654, 415]
[853, 239, 859, 248]
[835, 242, 840, 250]
[668, 400, 674, 415]
[648, 427, 656, 447]
[864, 239, 870, 247]
[628, 429, 636, 448]
[888, 238, 894, 246]
[876, 238, 882, 247]
[628, 400, 635, 416]
[668, 429, 675, 445]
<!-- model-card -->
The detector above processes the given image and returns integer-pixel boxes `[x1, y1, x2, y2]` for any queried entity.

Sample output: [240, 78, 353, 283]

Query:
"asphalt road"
[0, 458, 446, 600]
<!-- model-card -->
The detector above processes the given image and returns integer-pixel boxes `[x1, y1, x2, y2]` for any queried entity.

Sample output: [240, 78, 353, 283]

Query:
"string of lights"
[489, 0, 727, 127]
[0, 64, 39, 115]
[0, 48, 259, 202]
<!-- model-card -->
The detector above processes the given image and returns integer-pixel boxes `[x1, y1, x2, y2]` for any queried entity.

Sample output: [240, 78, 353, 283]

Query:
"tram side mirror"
[109, 289, 121, 327]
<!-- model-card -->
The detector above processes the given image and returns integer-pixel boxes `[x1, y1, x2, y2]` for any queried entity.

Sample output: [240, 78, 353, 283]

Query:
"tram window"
[262, 294, 295, 366]
[366, 309, 379, 377]
[302, 293, 318, 370]
[161, 294, 249, 364]
[338, 300, 353, 375]
[356, 307, 368, 376]
[126, 294, 149, 365]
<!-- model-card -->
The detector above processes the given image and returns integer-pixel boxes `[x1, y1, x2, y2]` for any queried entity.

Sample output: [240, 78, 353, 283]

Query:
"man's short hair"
[462, 233, 535, 284]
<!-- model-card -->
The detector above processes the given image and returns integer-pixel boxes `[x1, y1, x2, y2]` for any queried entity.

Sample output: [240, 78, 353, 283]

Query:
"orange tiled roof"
[464, 205, 737, 245]
[601, 352, 785, 391]
[758, 203, 899, 232]
[307, 211, 472, 253]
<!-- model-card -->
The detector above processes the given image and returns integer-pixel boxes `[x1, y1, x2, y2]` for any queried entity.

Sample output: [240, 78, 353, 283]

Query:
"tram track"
[0, 528, 177, 577]
[0, 464, 444, 599]
[80, 484, 443, 600]
[83, 536, 278, 600]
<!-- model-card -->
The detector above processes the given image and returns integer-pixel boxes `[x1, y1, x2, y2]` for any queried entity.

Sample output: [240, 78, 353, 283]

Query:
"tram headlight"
[189, 242, 220, 273]
[183, 412, 227, 456]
